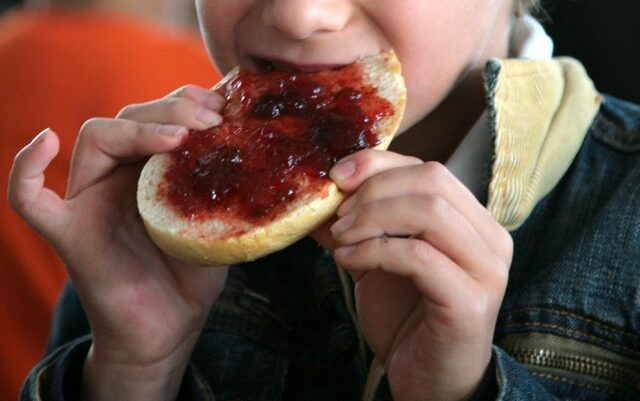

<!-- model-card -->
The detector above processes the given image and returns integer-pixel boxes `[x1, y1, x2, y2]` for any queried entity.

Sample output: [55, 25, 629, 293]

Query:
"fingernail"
[331, 214, 356, 235]
[204, 92, 225, 110]
[196, 108, 222, 127]
[29, 128, 50, 146]
[158, 125, 188, 136]
[334, 245, 356, 257]
[337, 196, 357, 217]
[330, 160, 356, 183]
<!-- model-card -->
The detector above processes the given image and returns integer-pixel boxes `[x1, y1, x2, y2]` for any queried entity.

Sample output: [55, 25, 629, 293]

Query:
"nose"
[262, 0, 350, 40]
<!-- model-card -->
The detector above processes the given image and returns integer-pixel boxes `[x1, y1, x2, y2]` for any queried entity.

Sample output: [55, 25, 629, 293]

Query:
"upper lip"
[250, 55, 351, 73]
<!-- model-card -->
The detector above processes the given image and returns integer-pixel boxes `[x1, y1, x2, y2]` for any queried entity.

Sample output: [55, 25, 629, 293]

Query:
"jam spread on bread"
[160, 64, 394, 224]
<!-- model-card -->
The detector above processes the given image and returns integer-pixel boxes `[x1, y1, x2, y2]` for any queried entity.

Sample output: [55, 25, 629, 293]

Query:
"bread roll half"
[137, 51, 406, 265]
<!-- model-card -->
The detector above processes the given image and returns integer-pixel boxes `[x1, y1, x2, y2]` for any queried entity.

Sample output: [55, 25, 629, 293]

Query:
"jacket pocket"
[496, 331, 640, 400]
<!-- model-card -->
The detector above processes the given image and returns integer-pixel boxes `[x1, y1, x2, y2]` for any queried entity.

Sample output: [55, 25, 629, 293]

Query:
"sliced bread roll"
[137, 50, 406, 265]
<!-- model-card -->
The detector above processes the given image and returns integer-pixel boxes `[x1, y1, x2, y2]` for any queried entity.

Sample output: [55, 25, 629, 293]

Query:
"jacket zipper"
[498, 333, 640, 395]
[505, 345, 640, 390]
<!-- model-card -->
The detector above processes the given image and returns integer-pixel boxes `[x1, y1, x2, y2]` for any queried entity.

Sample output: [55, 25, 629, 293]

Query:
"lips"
[251, 55, 349, 74]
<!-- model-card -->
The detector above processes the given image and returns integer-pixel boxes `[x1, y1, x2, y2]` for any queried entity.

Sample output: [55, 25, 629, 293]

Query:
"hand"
[8, 85, 228, 401]
[327, 150, 513, 401]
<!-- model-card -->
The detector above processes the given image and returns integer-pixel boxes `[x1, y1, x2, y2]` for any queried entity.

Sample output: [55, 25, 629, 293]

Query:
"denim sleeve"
[20, 336, 215, 401]
[372, 346, 559, 401]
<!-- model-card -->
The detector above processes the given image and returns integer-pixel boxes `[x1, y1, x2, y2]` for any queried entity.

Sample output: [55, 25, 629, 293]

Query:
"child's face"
[196, 0, 514, 132]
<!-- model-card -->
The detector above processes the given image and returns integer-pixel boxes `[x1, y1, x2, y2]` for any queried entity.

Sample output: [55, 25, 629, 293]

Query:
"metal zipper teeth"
[504, 346, 640, 392]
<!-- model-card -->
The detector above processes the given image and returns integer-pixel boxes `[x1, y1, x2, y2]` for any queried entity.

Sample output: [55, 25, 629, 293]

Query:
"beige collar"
[446, 15, 554, 201]
[486, 57, 602, 231]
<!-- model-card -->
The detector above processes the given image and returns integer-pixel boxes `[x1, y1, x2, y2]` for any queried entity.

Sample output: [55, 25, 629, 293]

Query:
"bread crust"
[137, 51, 406, 266]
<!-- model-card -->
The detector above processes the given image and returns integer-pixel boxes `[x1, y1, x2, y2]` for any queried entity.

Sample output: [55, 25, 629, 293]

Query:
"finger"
[66, 118, 188, 199]
[7, 129, 69, 240]
[165, 85, 226, 110]
[117, 85, 225, 130]
[329, 149, 423, 192]
[334, 237, 473, 306]
[331, 195, 506, 281]
[336, 161, 512, 262]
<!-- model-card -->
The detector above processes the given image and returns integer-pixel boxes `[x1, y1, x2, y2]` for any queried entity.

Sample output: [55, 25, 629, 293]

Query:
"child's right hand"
[7, 85, 228, 401]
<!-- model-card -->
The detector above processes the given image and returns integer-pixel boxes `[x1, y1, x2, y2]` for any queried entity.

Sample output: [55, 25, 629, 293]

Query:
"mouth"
[251, 56, 349, 74]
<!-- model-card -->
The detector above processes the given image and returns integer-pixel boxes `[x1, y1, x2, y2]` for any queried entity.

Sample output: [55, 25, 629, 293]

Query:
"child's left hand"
[328, 149, 513, 401]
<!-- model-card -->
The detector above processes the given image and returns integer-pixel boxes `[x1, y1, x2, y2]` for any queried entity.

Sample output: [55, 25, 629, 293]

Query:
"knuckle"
[136, 121, 156, 137]
[494, 257, 511, 287]
[361, 238, 380, 254]
[166, 97, 200, 121]
[175, 85, 193, 95]
[8, 195, 32, 216]
[166, 97, 191, 116]
[172, 84, 199, 99]
[7, 190, 22, 212]
[491, 252, 509, 277]
[422, 160, 446, 174]
[482, 251, 510, 290]
[351, 148, 383, 171]
[79, 117, 106, 138]
[348, 237, 382, 263]
[357, 201, 378, 220]
[486, 224, 514, 265]
[499, 229, 515, 262]
[421, 161, 451, 184]
[7, 180, 32, 215]
[116, 103, 140, 119]
[408, 240, 433, 265]
[8, 199, 25, 216]
[421, 193, 450, 217]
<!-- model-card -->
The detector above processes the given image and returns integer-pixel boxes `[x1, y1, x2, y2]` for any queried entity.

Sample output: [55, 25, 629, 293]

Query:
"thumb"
[8, 129, 69, 242]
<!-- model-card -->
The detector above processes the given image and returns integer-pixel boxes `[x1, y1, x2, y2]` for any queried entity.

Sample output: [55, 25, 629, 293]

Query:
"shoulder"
[588, 95, 640, 153]
[565, 96, 640, 212]
[569, 95, 640, 199]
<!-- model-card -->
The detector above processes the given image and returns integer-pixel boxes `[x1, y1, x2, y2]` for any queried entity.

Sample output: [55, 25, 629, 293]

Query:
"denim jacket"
[21, 58, 640, 400]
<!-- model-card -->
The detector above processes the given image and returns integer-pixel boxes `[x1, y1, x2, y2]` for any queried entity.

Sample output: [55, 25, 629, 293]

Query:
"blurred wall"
[541, 0, 640, 103]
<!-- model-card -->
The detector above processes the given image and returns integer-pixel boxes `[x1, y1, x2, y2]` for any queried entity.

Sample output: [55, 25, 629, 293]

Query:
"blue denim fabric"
[20, 336, 213, 401]
[492, 95, 640, 400]
[20, 96, 640, 401]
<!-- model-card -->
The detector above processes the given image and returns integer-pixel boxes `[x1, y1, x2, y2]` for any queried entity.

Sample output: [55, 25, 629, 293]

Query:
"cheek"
[394, 35, 474, 131]
[388, 2, 505, 129]
[196, 1, 246, 74]
[400, 47, 466, 126]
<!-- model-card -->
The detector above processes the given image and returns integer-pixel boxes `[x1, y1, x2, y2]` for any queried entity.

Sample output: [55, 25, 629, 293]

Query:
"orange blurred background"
[0, 1, 220, 399]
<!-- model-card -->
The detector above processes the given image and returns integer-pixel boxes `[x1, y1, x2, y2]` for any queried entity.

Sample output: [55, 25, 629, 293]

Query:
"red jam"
[160, 64, 394, 224]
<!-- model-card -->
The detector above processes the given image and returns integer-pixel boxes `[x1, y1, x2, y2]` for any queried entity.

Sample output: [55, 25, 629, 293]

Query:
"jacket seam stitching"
[592, 113, 640, 150]
[597, 113, 640, 137]
[500, 307, 640, 340]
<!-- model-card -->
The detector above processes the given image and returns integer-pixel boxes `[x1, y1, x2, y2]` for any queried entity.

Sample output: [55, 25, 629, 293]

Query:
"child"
[9, 0, 640, 400]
